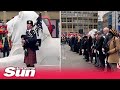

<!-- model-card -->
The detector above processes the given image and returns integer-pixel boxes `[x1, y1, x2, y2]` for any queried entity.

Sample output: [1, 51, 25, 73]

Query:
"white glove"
[102, 48, 104, 52]
[97, 51, 99, 54]
[94, 49, 96, 53]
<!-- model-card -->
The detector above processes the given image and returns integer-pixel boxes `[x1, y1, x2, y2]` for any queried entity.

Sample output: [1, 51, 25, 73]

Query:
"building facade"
[61, 11, 98, 36]
[103, 11, 120, 32]
[102, 11, 112, 28]
[98, 15, 103, 31]
[102, 11, 112, 29]
[112, 11, 120, 31]
[98, 21, 103, 31]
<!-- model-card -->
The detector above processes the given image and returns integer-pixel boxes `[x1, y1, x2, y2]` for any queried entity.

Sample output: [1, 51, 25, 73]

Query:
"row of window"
[62, 18, 98, 23]
[61, 12, 98, 17]
[62, 24, 98, 29]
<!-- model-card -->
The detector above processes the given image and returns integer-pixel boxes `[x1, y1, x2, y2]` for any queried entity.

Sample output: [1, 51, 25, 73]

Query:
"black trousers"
[106, 60, 112, 72]
[79, 49, 82, 55]
[3, 47, 9, 57]
[99, 53, 106, 70]
[84, 49, 89, 61]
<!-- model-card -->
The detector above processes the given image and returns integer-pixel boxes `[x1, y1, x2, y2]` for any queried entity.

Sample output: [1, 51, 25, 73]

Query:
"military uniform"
[22, 20, 38, 67]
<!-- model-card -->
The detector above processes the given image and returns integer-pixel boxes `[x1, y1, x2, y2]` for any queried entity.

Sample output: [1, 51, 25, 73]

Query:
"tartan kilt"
[24, 48, 37, 65]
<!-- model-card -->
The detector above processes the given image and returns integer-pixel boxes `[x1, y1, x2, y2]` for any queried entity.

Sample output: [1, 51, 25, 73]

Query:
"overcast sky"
[98, 11, 109, 21]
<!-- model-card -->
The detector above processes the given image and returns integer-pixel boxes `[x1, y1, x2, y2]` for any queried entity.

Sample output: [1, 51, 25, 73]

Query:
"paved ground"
[61, 44, 98, 71]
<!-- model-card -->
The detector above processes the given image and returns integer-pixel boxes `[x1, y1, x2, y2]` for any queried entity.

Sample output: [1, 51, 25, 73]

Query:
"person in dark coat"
[71, 35, 75, 51]
[94, 32, 105, 69]
[102, 27, 110, 71]
[2, 34, 10, 57]
[74, 36, 78, 52]
[69, 35, 73, 51]
[87, 35, 93, 63]
[77, 35, 82, 54]
[95, 32, 105, 70]
[21, 20, 39, 67]
[82, 36, 89, 61]
[91, 38, 97, 64]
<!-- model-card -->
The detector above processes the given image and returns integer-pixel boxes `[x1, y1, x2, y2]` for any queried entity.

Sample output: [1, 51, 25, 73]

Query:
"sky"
[98, 11, 109, 21]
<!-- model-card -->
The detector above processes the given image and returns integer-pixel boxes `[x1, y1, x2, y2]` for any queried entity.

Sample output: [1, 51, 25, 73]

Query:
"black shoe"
[91, 60, 93, 63]
[86, 60, 89, 62]
[27, 64, 30, 67]
[95, 64, 99, 67]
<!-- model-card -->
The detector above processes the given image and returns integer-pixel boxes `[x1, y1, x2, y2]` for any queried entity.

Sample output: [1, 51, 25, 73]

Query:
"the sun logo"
[4, 66, 36, 77]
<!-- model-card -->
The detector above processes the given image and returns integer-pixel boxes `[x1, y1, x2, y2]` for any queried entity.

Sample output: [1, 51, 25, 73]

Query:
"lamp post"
[3, 11, 7, 23]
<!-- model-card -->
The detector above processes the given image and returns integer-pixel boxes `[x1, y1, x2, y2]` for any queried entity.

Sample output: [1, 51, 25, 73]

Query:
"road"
[61, 44, 98, 71]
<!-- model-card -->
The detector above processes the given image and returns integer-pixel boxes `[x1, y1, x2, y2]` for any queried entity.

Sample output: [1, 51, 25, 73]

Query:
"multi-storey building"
[61, 11, 98, 36]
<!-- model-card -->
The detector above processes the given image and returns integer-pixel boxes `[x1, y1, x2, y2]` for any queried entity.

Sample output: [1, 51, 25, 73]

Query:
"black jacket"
[96, 36, 104, 52]
[25, 29, 38, 51]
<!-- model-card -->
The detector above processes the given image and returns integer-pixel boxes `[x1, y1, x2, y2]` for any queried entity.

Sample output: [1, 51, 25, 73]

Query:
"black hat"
[83, 36, 87, 38]
[27, 20, 33, 26]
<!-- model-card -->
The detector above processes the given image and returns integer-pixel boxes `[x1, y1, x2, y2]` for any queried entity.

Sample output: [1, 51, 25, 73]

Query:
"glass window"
[94, 25, 97, 29]
[94, 19, 98, 23]
[43, 18, 49, 26]
[89, 25, 93, 29]
[93, 13, 98, 17]
[68, 24, 72, 28]
[62, 24, 66, 28]
[62, 18, 66, 22]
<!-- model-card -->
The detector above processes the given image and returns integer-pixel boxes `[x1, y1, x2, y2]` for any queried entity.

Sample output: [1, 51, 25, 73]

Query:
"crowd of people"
[61, 27, 120, 72]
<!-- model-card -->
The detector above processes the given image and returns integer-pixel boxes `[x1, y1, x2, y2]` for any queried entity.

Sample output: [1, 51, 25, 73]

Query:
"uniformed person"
[21, 20, 39, 67]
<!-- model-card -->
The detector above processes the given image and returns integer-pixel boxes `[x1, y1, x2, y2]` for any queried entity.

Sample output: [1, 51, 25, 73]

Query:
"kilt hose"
[24, 48, 37, 65]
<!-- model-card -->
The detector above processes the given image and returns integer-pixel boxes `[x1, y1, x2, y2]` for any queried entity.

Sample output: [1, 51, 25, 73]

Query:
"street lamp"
[3, 11, 7, 23]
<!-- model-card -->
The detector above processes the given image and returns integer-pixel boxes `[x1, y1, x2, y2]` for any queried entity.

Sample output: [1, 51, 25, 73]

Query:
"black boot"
[27, 64, 30, 67]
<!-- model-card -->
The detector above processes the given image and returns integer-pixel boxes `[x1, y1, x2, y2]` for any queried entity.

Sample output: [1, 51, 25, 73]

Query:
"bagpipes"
[21, 33, 41, 51]
[21, 18, 43, 49]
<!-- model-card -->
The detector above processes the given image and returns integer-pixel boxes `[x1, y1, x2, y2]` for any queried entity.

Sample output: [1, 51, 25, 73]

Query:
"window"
[94, 19, 98, 23]
[67, 18, 72, 22]
[89, 25, 93, 29]
[84, 19, 88, 23]
[68, 24, 72, 28]
[93, 13, 98, 17]
[43, 18, 49, 26]
[84, 25, 88, 29]
[62, 18, 66, 22]
[73, 25, 75, 28]
[62, 24, 66, 28]
[94, 25, 97, 29]
[89, 19, 93, 23]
